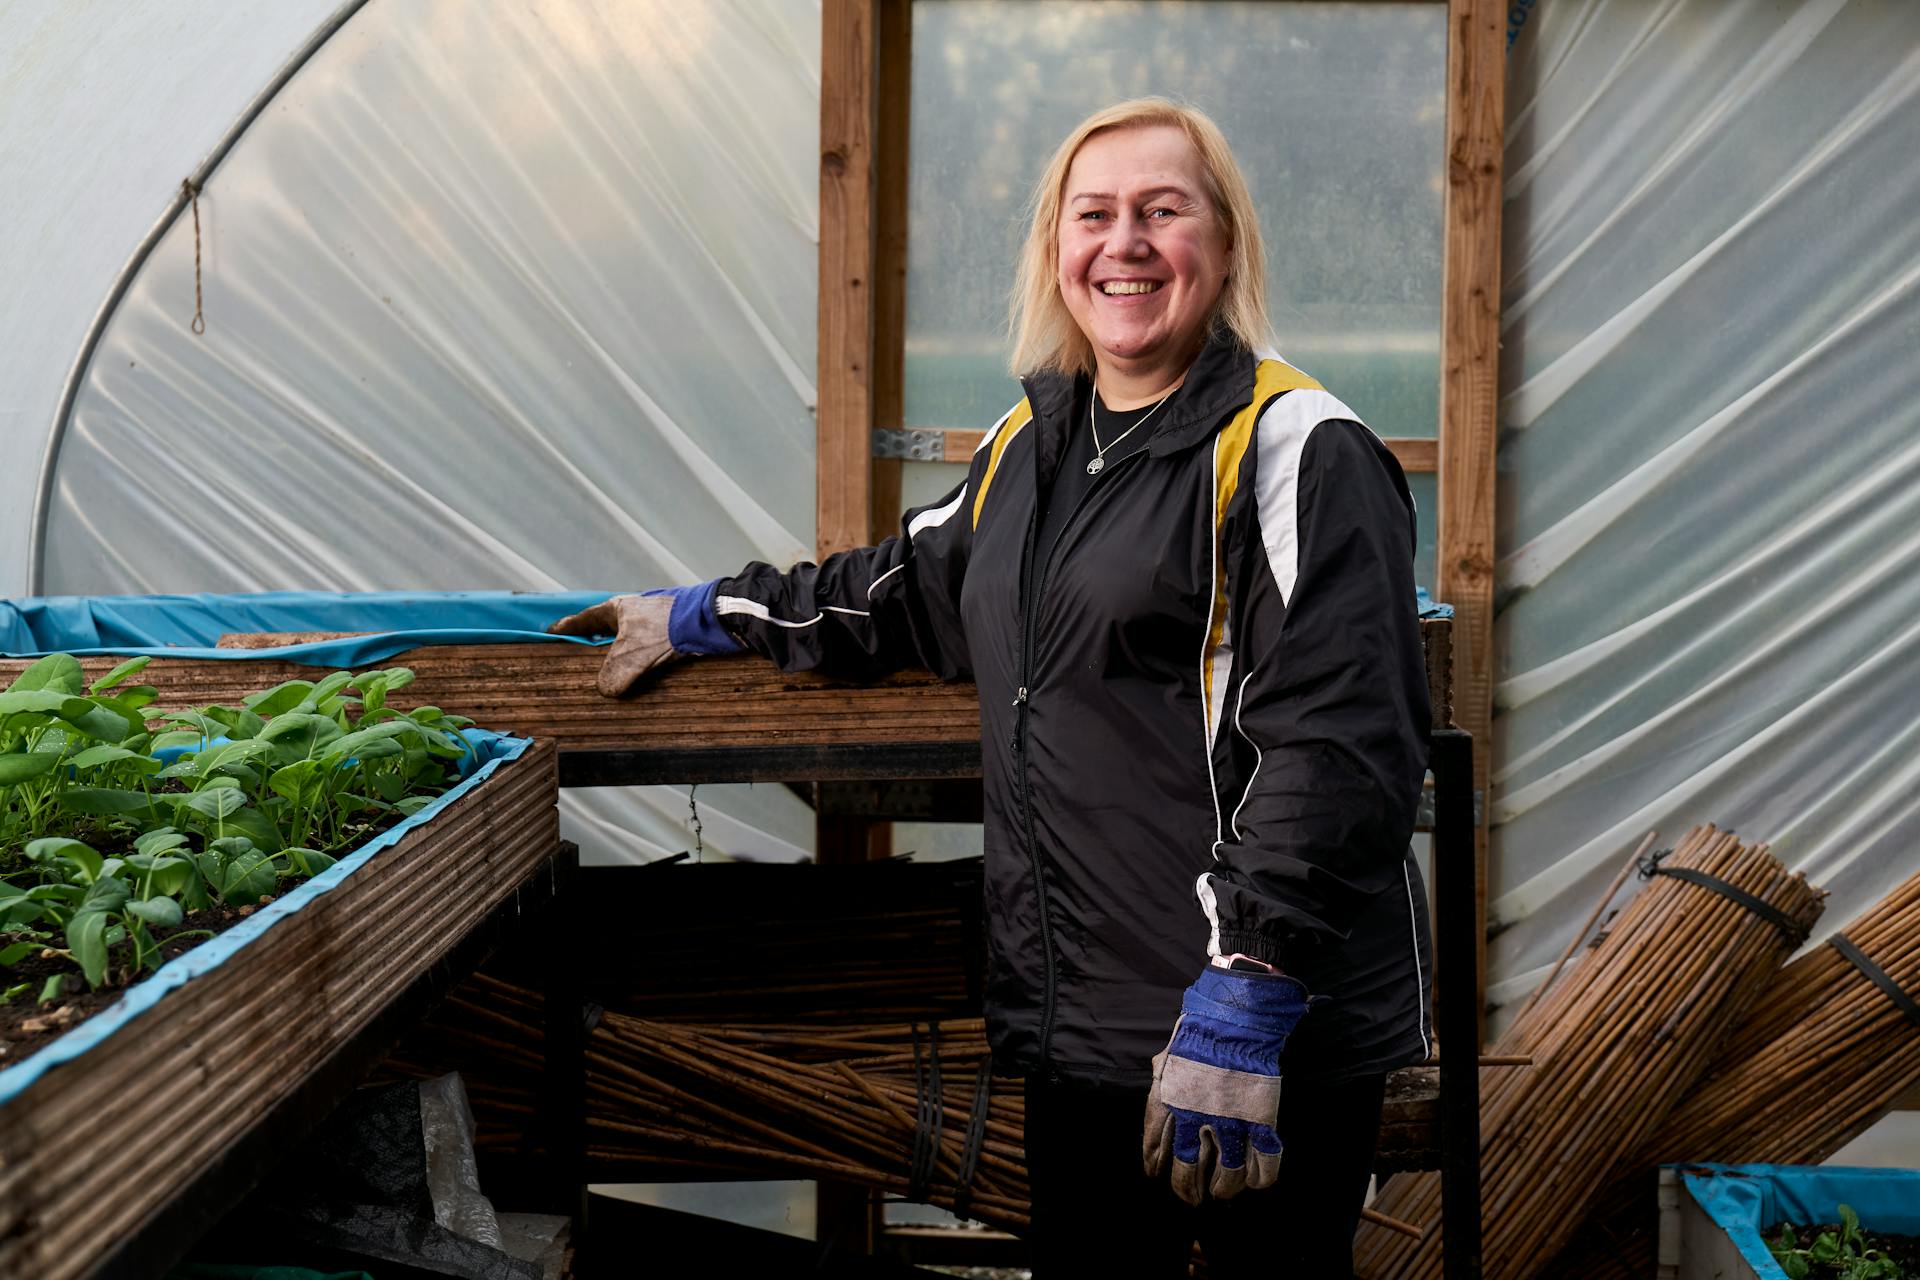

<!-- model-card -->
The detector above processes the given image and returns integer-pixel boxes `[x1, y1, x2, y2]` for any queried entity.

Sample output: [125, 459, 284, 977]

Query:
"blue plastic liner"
[0, 591, 617, 668]
[0, 729, 531, 1106]
[1677, 1163, 1920, 1275]
[6, 588, 1455, 669]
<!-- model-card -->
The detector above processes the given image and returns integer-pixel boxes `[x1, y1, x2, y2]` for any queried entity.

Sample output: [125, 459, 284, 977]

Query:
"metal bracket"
[872, 428, 946, 462]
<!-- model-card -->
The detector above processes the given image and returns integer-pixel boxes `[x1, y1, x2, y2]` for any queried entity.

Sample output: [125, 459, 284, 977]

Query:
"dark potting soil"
[0, 815, 407, 1067]
[1765, 1221, 1920, 1277]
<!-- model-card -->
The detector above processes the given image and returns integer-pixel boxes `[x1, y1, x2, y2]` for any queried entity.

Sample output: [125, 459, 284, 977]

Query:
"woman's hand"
[547, 594, 677, 697]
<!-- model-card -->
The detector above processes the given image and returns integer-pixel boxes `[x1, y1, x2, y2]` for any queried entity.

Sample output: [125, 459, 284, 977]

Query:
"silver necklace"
[1088, 387, 1175, 475]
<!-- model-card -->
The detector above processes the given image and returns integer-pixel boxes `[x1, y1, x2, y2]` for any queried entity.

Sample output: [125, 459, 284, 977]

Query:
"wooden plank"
[1437, 0, 1505, 1046]
[901, 426, 1436, 474]
[0, 743, 560, 1280]
[3, 620, 1449, 785]
[818, 0, 880, 559]
[1388, 437, 1440, 473]
[869, 0, 912, 547]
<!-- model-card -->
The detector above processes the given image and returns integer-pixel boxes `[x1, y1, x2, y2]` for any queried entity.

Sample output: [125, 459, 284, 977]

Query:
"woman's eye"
[1079, 210, 1108, 223]
[1147, 207, 1175, 220]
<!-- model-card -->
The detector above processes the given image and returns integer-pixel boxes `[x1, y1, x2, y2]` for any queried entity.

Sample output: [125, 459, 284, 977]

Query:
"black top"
[1036, 383, 1173, 561]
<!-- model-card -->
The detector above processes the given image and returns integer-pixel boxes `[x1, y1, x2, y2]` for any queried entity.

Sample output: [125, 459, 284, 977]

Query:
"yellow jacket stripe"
[1202, 360, 1324, 744]
[972, 399, 1034, 531]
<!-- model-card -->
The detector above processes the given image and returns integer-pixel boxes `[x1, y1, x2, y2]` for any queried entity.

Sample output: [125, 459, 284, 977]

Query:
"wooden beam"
[1437, 0, 1506, 1044]
[870, 0, 912, 545]
[817, 0, 879, 560]
[895, 427, 1437, 474]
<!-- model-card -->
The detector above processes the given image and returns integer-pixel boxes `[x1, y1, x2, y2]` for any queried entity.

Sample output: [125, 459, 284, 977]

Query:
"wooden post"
[818, 0, 880, 560]
[1436, 0, 1505, 1046]
[870, 0, 912, 546]
[817, 9, 891, 1248]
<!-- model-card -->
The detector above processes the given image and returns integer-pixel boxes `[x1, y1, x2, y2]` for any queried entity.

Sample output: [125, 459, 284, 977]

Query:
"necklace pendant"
[1086, 456, 1104, 476]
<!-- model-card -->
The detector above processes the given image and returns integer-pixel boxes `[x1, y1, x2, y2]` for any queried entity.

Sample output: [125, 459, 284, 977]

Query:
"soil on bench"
[1765, 1221, 1920, 1277]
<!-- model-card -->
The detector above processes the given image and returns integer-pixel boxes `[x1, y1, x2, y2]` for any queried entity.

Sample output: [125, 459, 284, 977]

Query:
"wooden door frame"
[817, 0, 1504, 1026]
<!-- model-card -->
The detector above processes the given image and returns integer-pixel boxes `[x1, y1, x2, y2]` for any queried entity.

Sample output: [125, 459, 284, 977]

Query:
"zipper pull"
[1012, 686, 1029, 708]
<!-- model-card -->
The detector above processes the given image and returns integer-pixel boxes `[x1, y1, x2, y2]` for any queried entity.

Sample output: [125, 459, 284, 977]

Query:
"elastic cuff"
[653, 580, 743, 656]
[1216, 929, 1287, 970]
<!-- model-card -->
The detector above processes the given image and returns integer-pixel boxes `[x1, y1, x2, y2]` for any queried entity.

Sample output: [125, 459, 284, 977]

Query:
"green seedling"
[2, 658, 470, 1005]
[1769, 1205, 1907, 1280]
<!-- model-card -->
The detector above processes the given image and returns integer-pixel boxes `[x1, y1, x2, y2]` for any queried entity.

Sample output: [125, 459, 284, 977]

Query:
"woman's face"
[1056, 124, 1231, 385]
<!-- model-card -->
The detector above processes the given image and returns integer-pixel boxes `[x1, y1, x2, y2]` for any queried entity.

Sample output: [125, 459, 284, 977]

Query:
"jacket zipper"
[1015, 447, 1148, 1070]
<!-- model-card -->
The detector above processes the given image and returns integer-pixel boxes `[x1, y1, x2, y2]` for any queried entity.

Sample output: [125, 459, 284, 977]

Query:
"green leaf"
[60, 787, 162, 819]
[269, 758, 327, 805]
[80, 875, 130, 914]
[69, 744, 145, 771]
[217, 806, 284, 855]
[395, 795, 434, 816]
[259, 712, 344, 763]
[0, 689, 86, 719]
[190, 738, 273, 778]
[38, 973, 67, 1004]
[88, 655, 152, 694]
[25, 883, 84, 903]
[125, 897, 183, 929]
[285, 847, 338, 877]
[245, 680, 316, 718]
[309, 671, 356, 705]
[179, 787, 247, 822]
[150, 728, 209, 753]
[67, 911, 109, 988]
[0, 940, 35, 966]
[26, 837, 104, 883]
[157, 710, 225, 739]
[145, 857, 194, 898]
[6, 653, 85, 696]
[134, 828, 189, 857]
[54, 699, 142, 742]
[203, 704, 267, 741]
[0, 750, 62, 785]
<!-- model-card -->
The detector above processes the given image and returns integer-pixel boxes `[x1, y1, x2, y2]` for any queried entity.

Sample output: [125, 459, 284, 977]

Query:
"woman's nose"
[1104, 212, 1152, 259]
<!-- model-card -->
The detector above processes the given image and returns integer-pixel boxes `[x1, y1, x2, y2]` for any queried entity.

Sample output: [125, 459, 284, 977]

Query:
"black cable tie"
[1831, 933, 1920, 1033]
[951, 1061, 993, 1221]
[923, 1021, 946, 1194]
[1642, 863, 1808, 948]
[908, 1023, 930, 1202]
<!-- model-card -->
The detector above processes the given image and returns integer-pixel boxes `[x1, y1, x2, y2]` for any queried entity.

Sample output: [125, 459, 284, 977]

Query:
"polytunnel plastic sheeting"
[1485, 0, 1920, 1010]
[38, 0, 823, 868]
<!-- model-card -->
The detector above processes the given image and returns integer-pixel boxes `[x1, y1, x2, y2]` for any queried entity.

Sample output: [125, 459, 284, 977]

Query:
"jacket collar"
[1018, 329, 1257, 471]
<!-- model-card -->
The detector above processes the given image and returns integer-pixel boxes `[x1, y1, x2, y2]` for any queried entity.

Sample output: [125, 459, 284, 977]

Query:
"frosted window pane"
[906, 0, 1446, 436]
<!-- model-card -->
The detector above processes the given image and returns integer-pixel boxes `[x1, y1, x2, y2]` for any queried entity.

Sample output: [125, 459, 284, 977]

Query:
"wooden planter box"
[0, 737, 561, 1280]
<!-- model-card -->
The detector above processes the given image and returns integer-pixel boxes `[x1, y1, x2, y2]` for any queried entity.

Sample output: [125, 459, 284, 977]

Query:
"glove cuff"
[646, 581, 744, 656]
[1182, 965, 1311, 1035]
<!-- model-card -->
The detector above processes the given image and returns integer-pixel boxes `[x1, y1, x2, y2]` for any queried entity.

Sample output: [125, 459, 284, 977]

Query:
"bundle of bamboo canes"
[588, 1013, 1033, 1231]
[1353, 826, 1824, 1280]
[1552, 865, 1920, 1276]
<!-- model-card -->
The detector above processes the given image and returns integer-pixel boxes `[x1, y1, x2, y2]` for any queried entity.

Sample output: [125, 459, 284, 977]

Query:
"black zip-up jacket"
[717, 336, 1432, 1087]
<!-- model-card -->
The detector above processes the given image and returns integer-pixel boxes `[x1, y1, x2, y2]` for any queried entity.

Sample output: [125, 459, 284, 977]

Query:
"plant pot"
[0, 733, 560, 1280]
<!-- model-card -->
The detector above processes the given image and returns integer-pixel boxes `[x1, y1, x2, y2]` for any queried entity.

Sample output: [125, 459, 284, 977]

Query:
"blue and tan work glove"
[1142, 961, 1311, 1205]
[547, 581, 741, 697]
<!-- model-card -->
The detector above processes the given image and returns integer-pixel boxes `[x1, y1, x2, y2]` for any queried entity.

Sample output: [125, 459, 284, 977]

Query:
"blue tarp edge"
[0, 729, 532, 1106]
[1674, 1162, 1920, 1276]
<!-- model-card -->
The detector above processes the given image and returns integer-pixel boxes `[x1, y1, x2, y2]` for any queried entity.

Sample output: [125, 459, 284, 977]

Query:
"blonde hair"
[1008, 97, 1271, 379]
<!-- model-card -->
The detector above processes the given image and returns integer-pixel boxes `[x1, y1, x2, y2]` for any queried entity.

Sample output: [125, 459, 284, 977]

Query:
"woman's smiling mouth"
[1099, 280, 1162, 295]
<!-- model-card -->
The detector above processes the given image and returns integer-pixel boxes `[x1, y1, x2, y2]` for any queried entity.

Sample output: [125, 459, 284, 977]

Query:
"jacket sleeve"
[712, 411, 1014, 681]
[1200, 408, 1431, 968]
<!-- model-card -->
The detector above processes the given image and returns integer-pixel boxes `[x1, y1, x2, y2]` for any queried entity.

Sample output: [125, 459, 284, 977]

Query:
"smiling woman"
[559, 97, 1434, 1279]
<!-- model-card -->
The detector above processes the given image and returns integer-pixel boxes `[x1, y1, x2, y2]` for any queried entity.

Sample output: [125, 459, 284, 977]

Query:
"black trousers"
[1024, 1071, 1387, 1279]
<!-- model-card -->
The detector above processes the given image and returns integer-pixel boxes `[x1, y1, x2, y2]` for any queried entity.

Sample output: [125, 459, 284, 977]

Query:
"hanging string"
[181, 178, 206, 335]
[688, 783, 704, 861]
